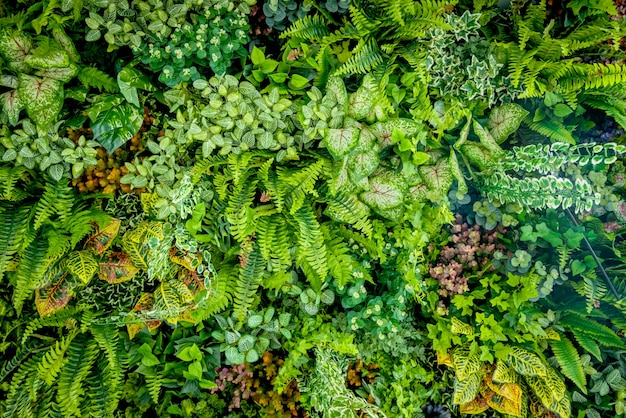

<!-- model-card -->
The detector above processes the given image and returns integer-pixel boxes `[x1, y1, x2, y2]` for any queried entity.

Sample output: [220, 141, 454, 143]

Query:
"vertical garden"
[2, 0, 626, 416]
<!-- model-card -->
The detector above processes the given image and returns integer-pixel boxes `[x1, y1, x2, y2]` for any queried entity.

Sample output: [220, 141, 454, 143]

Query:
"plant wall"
[2, 0, 626, 417]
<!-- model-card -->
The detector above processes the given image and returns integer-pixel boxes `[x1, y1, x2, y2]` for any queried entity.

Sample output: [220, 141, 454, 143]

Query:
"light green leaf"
[488, 103, 529, 143]
[18, 74, 63, 127]
[360, 175, 404, 210]
[348, 148, 380, 182]
[0, 90, 23, 125]
[324, 127, 359, 159]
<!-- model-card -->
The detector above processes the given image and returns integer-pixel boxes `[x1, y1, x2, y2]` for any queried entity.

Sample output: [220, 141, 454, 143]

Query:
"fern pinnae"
[13, 237, 50, 314]
[550, 332, 587, 394]
[77, 66, 118, 93]
[56, 337, 99, 416]
[37, 330, 77, 386]
[233, 244, 264, 321]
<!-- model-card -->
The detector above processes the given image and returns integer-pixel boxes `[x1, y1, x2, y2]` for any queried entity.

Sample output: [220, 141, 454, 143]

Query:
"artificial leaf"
[35, 267, 79, 317]
[98, 251, 139, 284]
[84, 218, 120, 254]
[0, 90, 22, 125]
[488, 103, 529, 143]
[418, 158, 454, 198]
[348, 148, 380, 182]
[65, 250, 98, 284]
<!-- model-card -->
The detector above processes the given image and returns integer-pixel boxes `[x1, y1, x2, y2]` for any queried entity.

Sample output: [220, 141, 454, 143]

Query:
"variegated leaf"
[460, 397, 489, 414]
[451, 317, 475, 335]
[25, 48, 70, 69]
[351, 124, 377, 153]
[127, 293, 162, 339]
[84, 218, 120, 254]
[35, 266, 79, 317]
[453, 349, 482, 381]
[98, 251, 139, 284]
[348, 85, 374, 119]
[473, 120, 505, 157]
[179, 267, 206, 296]
[0, 29, 33, 72]
[488, 103, 529, 144]
[506, 347, 546, 377]
[453, 373, 482, 405]
[0, 90, 23, 125]
[418, 158, 454, 198]
[169, 247, 202, 271]
[348, 148, 380, 182]
[18, 74, 63, 127]
[360, 175, 404, 210]
[324, 127, 360, 159]
[66, 250, 99, 284]
[35, 63, 79, 82]
[493, 360, 518, 384]
[371, 118, 423, 147]
[153, 280, 194, 325]
[325, 76, 348, 108]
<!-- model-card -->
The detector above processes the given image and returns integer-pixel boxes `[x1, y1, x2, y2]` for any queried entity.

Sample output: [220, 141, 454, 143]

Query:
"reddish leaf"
[35, 269, 79, 317]
[127, 293, 162, 339]
[169, 247, 201, 271]
[98, 251, 139, 284]
[179, 267, 206, 296]
[84, 218, 121, 254]
[460, 397, 490, 414]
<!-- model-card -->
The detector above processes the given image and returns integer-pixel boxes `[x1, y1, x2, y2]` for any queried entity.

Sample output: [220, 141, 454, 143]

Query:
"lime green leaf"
[65, 250, 99, 284]
[550, 334, 587, 394]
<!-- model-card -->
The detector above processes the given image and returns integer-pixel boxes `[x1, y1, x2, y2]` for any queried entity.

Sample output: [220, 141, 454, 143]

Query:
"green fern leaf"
[233, 244, 264, 321]
[56, 337, 99, 416]
[0, 204, 28, 282]
[550, 333, 587, 394]
[77, 66, 118, 93]
[13, 237, 50, 313]
[37, 331, 77, 386]
[560, 312, 624, 348]
[572, 332, 602, 362]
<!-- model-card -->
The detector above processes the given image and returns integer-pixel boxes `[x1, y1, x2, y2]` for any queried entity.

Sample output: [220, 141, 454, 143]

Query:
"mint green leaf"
[488, 103, 529, 143]
[250, 46, 265, 65]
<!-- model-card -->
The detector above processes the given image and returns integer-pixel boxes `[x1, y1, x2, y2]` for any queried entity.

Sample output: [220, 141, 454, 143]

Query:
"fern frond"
[556, 63, 626, 92]
[37, 331, 77, 386]
[3, 353, 44, 418]
[86, 356, 120, 416]
[572, 332, 602, 362]
[197, 264, 234, 319]
[0, 343, 35, 383]
[90, 324, 126, 396]
[77, 66, 118, 93]
[13, 237, 50, 314]
[280, 159, 325, 214]
[557, 246, 573, 270]
[21, 305, 86, 344]
[225, 173, 257, 243]
[324, 191, 373, 237]
[560, 311, 624, 348]
[145, 368, 164, 404]
[335, 39, 385, 76]
[56, 336, 99, 416]
[33, 179, 75, 230]
[523, 117, 575, 144]
[322, 224, 365, 288]
[0, 166, 29, 201]
[256, 215, 292, 270]
[0, 204, 28, 283]
[290, 205, 328, 291]
[280, 14, 331, 41]
[233, 244, 264, 321]
[550, 332, 587, 394]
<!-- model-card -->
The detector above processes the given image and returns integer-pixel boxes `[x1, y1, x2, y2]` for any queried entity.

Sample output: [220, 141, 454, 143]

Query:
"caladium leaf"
[360, 174, 405, 210]
[352, 124, 377, 153]
[25, 48, 70, 69]
[35, 63, 79, 82]
[460, 143, 494, 170]
[325, 76, 348, 109]
[324, 127, 360, 159]
[348, 84, 374, 120]
[66, 250, 99, 284]
[0, 90, 23, 126]
[52, 27, 80, 63]
[0, 75, 17, 88]
[348, 148, 380, 182]
[35, 265, 80, 317]
[473, 120, 505, 158]
[98, 251, 139, 284]
[371, 119, 424, 147]
[488, 103, 528, 144]
[329, 157, 352, 195]
[418, 158, 454, 198]
[18, 74, 63, 127]
[84, 218, 120, 254]
[127, 293, 162, 339]
[0, 29, 33, 72]
[89, 94, 143, 153]
[449, 150, 468, 198]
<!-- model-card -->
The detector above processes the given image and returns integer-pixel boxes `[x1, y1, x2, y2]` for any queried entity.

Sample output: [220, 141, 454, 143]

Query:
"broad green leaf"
[66, 250, 99, 284]
[553, 103, 573, 118]
[324, 127, 360, 159]
[18, 74, 63, 127]
[250, 46, 265, 65]
[90, 95, 143, 152]
[473, 120, 504, 157]
[348, 148, 380, 182]
[288, 74, 309, 90]
[117, 66, 155, 108]
[460, 143, 493, 170]
[84, 218, 120, 254]
[488, 103, 529, 143]
[449, 150, 468, 198]
[0, 90, 23, 125]
[360, 175, 404, 210]
[351, 125, 377, 153]
[98, 251, 139, 284]
[35, 266, 79, 317]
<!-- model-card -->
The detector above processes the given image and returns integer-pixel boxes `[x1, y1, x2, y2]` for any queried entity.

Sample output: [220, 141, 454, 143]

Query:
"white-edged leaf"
[488, 103, 529, 143]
